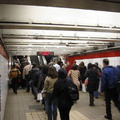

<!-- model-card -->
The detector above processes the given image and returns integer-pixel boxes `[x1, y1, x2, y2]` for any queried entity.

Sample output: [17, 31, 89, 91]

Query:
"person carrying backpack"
[8, 64, 21, 94]
[53, 69, 74, 120]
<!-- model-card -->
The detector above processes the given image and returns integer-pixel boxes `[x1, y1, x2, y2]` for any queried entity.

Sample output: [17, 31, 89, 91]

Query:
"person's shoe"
[89, 103, 94, 106]
[26, 90, 30, 92]
[36, 100, 40, 102]
[95, 97, 99, 99]
[104, 115, 112, 120]
[34, 97, 37, 100]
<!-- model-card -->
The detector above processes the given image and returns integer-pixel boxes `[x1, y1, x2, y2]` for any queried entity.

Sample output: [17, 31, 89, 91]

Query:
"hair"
[48, 66, 58, 78]
[79, 61, 85, 67]
[117, 65, 120, 69]
[58, 69, 67, 78]
[74, 61, 76, 64]
[38, 66, 42, 70]
[53, 57, 59, 63]
[95, 62, 98, 66]
[32, 63, 37, 68]
[92, 64, 96, 68]
[103, 59, 109, 65]
[42, 65, 49, 75]
[87, 63, 93, 69]
[71, 64, 78, 70]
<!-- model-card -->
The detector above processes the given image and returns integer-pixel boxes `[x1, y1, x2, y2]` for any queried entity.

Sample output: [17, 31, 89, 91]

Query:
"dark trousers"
[25, 75, 30, 92]
[58, 106, 72, 120]
[21, 78, 26, 88]
[105, 88, 120, 118]
[12, 77, 18, 94]
[89, 92, 94, 105]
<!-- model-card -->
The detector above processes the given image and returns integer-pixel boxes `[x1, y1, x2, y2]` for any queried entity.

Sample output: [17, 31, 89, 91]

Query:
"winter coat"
[79, 66, 86, 83]
[85, 68, 99, 92]
[34, 70, 42, 88]
[53, 78, 73, 108]
[37, 73, 47, 92]
[44, 76, 58, 93]
[28, 68, 39, 84]
[101, 66, 115, 92]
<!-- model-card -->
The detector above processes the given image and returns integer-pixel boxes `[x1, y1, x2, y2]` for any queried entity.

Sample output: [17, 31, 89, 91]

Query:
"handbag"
[82, 84, 86, 93]
[41, 89, 47, 98]
[84, 78, 88, 85]
[37, 93, 42, 101]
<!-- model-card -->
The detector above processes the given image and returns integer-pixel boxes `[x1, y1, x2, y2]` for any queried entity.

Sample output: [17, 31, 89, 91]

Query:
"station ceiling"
[0, 0, 120, 56]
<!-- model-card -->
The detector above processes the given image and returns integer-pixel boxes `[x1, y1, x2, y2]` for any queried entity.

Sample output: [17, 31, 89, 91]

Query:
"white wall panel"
[76, 57, 120, 69]
[0, 55, 9, 120]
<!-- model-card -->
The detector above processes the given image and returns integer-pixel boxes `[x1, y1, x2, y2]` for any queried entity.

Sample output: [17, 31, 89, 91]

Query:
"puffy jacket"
[101, 66, 115, 92]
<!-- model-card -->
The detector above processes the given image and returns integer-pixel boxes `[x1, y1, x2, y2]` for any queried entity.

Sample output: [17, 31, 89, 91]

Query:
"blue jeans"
[94, 91, 98, 97]
[45, 93, 57, 120]
[33, 86, 38, 99]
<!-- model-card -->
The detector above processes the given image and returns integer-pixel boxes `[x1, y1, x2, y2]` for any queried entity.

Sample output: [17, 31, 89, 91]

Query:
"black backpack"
[67, 77, 79, 102]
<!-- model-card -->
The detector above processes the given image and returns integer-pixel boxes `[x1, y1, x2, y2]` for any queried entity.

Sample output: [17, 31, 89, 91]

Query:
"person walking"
[37, 65, 49, 109]
[29, 64, 39, 99]
[78, 62, 86, 91]
[94, 62, 101, 98]
[53, 69, 73, 120]
[44, 67, 58, 120]
[85, 63, 99, 106]
[68, 64, 80, 90]
[53, 57, 61, 72]
[8, 64, 21, 94]
[23, 62, 32, 92]
[101, 59, 120, 120]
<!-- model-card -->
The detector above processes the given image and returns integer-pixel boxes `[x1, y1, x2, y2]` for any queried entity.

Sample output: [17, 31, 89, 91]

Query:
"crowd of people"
[8, 56, 120, 120]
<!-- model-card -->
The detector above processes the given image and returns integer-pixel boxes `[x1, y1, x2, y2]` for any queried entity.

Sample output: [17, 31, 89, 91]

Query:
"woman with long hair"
[44, 66, 58, 120]
[68, 64, 80, 90]
[78, 62, 87, 91]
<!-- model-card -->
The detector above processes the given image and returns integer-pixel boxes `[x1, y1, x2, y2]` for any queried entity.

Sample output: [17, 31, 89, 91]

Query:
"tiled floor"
[4, 89, 120, 120]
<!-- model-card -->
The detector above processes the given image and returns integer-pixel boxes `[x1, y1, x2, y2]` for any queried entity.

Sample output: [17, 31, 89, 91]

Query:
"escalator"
[30, 55, 40, 65]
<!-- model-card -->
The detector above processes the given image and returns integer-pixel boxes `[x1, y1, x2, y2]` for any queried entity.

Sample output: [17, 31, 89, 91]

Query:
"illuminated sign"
[37, 52, 54, 56]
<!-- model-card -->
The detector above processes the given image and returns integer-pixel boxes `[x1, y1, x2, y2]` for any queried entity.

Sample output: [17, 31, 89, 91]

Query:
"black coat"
[37, 73, 47, 92]
[85, 68, 99, 92]
[79, 66, 86, 83]
[53, 78, 73, 108]
[28, 68, 39, 84]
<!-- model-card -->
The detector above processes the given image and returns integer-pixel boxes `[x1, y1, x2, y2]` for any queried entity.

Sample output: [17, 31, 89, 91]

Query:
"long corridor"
[4, 89, 120, 120]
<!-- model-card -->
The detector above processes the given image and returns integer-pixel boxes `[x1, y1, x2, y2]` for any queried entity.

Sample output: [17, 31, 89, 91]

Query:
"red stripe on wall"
[0, 45, 9, 60]
[67, 50, 120, 65]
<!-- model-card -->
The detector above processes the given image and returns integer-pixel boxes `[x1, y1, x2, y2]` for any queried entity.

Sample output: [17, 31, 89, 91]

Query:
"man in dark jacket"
[29, 64, 39, 99]
[101, 59, 120, 120]
[34, 66, 42, 101]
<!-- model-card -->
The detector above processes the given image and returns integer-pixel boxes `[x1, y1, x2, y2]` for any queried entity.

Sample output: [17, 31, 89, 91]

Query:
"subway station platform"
[4, 89, 120, 120]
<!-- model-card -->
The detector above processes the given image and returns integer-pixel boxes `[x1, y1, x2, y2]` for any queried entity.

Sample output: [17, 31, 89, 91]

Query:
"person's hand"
[100, 92, 104, 96]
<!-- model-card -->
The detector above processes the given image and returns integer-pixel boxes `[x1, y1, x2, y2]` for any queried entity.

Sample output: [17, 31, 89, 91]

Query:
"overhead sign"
[37, 52, 54, 56]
